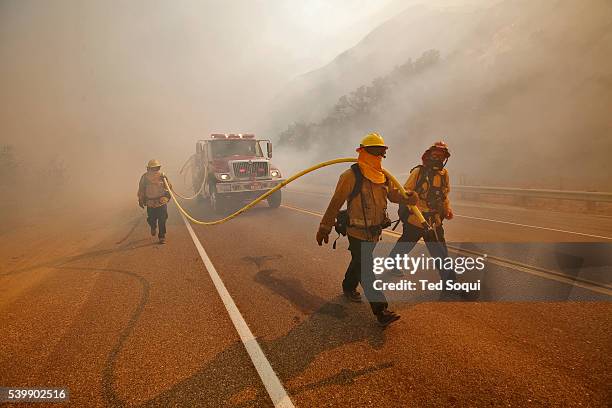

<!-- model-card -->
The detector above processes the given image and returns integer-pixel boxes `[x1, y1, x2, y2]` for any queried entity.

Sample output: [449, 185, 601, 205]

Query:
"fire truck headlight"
[218, 173, 231, 181]
[270, 169, 281, 178]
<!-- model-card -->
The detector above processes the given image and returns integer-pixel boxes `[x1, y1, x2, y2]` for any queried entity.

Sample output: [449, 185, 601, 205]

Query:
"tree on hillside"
[277, 49, 441, 150]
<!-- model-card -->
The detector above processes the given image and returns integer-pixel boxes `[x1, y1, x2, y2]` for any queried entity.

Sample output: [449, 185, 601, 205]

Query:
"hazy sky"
[0, 0, 493, 171]
[0, 0, 414, 191]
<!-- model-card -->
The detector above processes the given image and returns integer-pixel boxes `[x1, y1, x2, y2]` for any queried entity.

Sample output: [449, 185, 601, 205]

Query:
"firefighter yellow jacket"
[320, 168, 404, 241]
[404, 166, 450, 228]
[138, 170, 171, 208]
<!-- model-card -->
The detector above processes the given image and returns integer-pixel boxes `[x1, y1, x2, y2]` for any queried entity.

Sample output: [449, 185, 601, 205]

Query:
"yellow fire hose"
[170, 177, 206, 200]
[164, 158, 430, 228]
[171, 154, 206, 200]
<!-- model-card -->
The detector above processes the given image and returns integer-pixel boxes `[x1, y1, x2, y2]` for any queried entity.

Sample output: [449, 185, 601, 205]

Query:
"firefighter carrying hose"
[390, 141, 457, 283]
[316, 133, 418, 326]
[138, 159, 172, 244]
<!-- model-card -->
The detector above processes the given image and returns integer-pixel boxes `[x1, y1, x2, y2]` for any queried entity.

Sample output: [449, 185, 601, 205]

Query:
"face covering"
[357, 149, 386, 184]
[425, 158, 445, 171]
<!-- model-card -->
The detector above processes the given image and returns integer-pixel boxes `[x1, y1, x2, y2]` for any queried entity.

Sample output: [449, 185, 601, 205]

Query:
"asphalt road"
[1, 191, 610, 407]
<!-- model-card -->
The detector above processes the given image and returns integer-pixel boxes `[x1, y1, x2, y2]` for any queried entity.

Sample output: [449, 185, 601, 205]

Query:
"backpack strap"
[348, 163, 363, 204]
[359, 181, 371, 240]
[332, 165, 363, 249]
[349, 164, 375, 240]
[412, 165, 429, 196]
[399, 165, 425, 224]
[439, 169, 448, 190]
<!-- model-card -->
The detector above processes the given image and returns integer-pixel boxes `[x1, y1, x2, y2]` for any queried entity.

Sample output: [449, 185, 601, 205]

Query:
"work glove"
[316, 227, 330, 246]
[401, 191, 418, 206]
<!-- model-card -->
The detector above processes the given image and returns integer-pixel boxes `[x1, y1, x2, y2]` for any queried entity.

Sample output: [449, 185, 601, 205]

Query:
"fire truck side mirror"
[266, 143, 272, 158]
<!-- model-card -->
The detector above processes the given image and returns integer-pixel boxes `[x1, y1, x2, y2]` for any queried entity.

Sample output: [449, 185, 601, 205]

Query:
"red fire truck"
[191, 133, 284, 212]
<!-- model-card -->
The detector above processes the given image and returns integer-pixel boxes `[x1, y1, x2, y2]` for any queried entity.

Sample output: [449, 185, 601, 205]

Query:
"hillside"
[270, 0, 612, 190]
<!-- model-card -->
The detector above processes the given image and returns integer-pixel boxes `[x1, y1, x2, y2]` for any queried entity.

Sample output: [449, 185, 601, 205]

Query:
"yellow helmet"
[359, 132, 387, 148]
[147, 159, 161, 169]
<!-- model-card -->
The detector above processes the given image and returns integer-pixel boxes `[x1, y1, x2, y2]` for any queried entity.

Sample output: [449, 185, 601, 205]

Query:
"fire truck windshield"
[210, 140, 263, 158]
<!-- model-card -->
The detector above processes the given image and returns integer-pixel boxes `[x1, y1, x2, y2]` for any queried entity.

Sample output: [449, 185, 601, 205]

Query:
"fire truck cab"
[192, 133, 284, 212]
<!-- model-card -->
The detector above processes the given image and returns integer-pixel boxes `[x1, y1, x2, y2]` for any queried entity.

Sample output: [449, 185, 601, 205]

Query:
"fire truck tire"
[267, 189, 282, 208]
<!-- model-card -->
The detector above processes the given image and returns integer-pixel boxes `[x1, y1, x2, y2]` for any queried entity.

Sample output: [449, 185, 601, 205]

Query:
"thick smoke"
[1, 0, 610, 228]
[0, 0, 396, 222]
[269, 0, 612, 191]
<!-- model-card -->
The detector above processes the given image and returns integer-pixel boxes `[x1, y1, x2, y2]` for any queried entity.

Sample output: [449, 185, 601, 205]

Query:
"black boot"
[343, 289, 362, 303]
[376, 309, 400, 327]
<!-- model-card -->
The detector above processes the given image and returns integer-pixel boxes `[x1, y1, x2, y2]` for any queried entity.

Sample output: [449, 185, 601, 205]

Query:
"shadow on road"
[4, 213, 394, 407]
[139, 255, 391, 407]
[140, 295, 391, 408]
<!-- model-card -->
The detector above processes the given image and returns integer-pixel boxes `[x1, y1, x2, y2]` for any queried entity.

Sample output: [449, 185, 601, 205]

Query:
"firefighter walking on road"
[138, 159, 172, 244]
[316, 133, 418, 326]
[391, 141, 457, 283]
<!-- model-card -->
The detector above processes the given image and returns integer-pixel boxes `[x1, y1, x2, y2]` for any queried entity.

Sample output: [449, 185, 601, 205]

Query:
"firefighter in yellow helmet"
[316, 133, 418, 326]
[137, 159, 172, 244]
[390, 141, 457, 284]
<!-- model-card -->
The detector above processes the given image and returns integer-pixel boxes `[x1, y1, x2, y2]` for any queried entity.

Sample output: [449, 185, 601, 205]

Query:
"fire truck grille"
[232, 161, 269, 178]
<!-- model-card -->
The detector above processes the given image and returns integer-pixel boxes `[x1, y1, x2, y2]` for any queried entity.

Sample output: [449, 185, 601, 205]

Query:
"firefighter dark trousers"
[343, 235, 388, 315]
[147, 204, 168, 238]
[390, 222, 457, 282]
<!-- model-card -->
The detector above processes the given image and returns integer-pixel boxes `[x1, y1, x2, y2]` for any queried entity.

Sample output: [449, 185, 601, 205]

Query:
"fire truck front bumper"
[215, 179, 285, 194]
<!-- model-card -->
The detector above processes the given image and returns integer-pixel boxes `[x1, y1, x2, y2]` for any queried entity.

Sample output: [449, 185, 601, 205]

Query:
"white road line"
[453, 214, 612, 241]
[180, 214, 295, 408]
[381, 229, 612, 295]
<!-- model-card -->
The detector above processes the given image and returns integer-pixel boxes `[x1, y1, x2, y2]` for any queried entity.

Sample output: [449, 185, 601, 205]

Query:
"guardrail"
[452, 186, 612, 202]
[450, 185, 612, 213]
[393, 173, 612, 204]
[290, 177, 612, 213]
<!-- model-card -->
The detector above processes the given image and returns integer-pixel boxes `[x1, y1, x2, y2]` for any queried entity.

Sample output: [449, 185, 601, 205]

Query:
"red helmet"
[421, 141, 450, 161]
